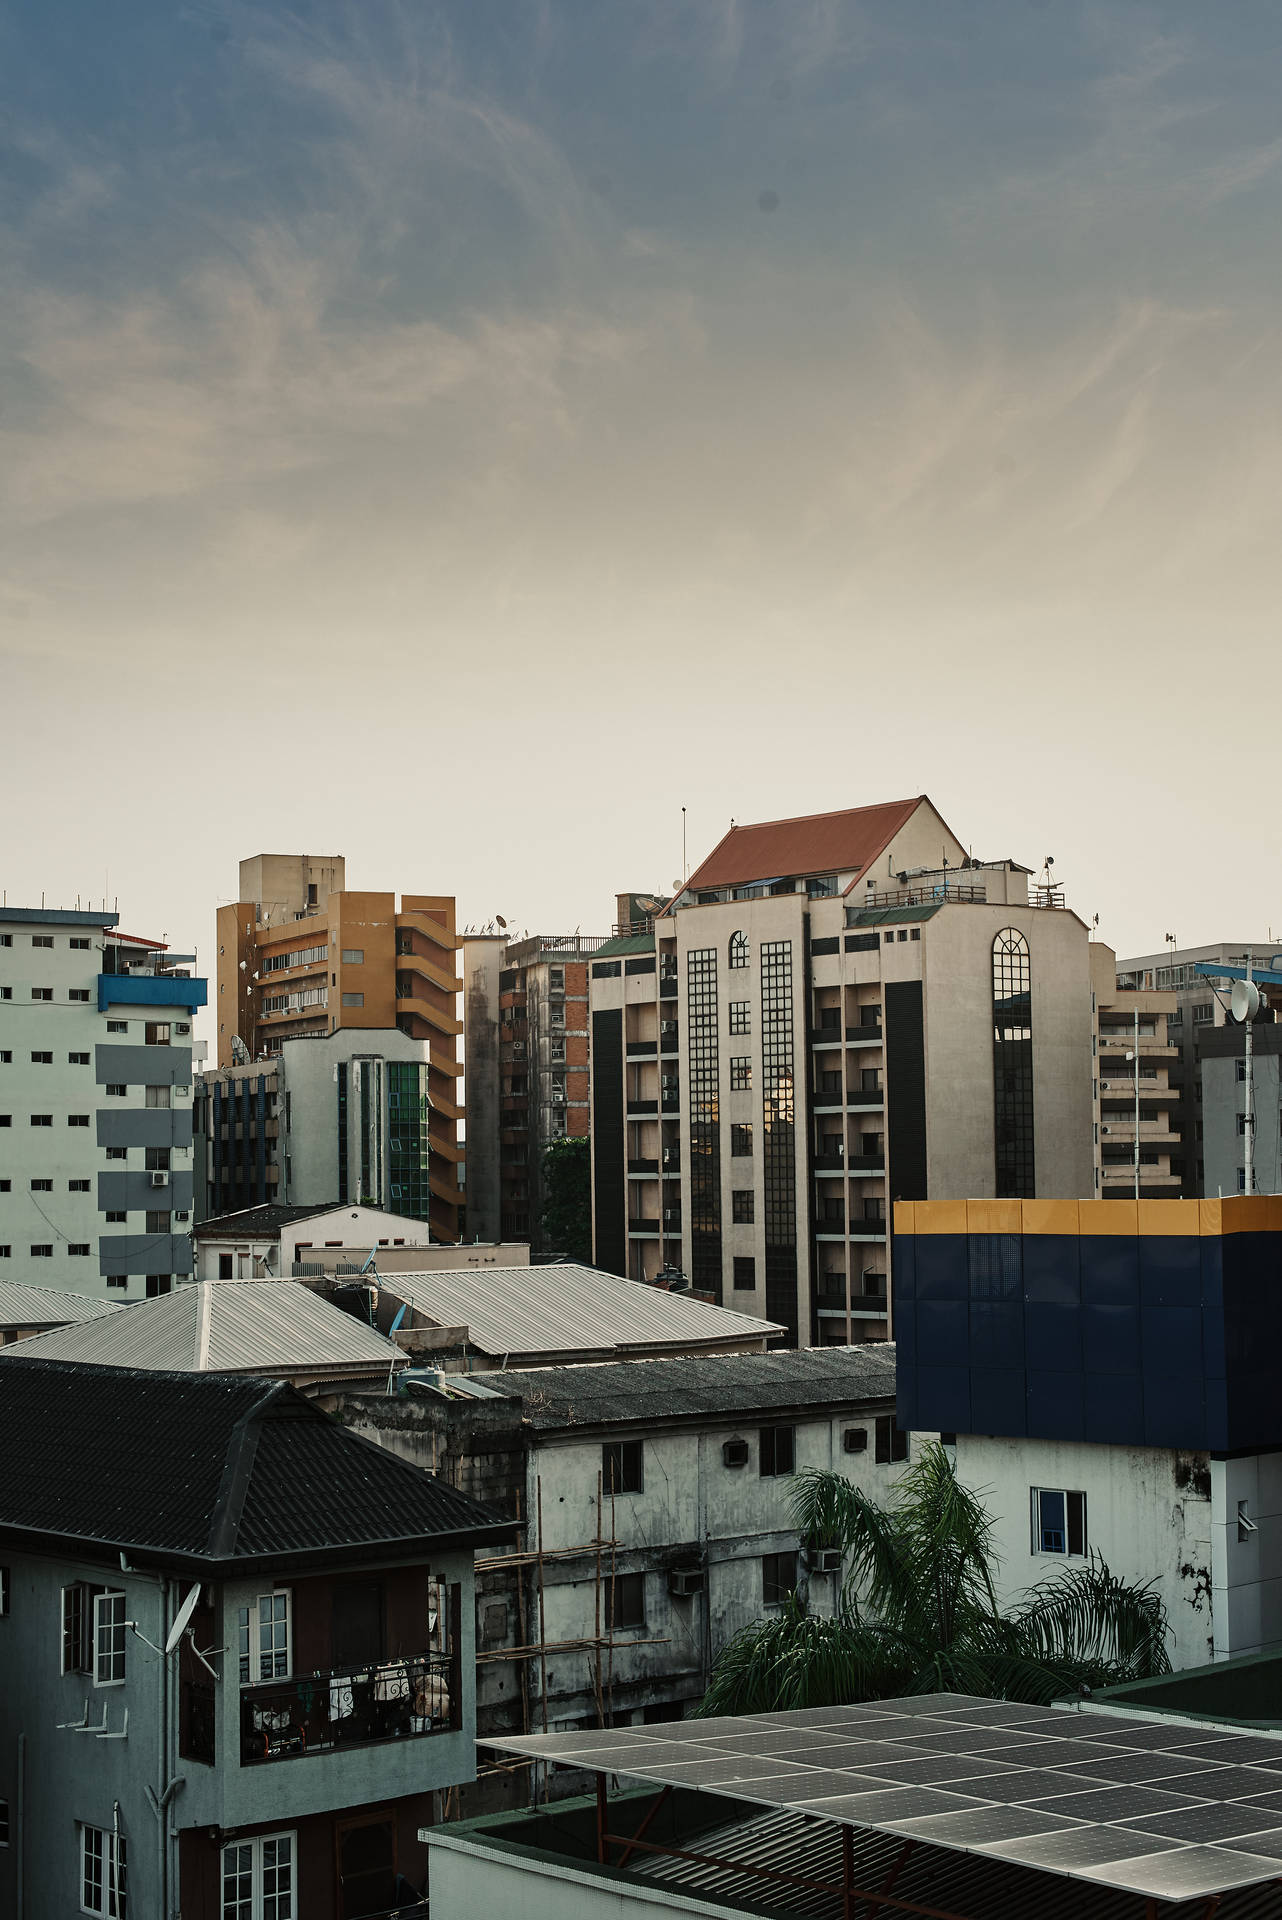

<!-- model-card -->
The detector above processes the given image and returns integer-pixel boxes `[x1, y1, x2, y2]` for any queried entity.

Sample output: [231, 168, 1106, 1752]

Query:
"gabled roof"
[384, 1265, 781, 1361]
[0, 1357, 510, 1572]
[481, 1345, 898, 1430]
[1, 1281, 400, 1379]
[0, 1279, 121, 1333]
[683, 798, 924, 892]
[194, 1202, 342, 1238]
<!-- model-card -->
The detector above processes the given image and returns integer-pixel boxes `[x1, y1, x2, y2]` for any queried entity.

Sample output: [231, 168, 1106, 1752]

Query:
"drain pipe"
[16, 1732, 25, 1919]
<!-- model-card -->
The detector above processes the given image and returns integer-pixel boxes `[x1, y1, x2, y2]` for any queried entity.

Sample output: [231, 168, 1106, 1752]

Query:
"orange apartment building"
[215, 855, 463, 1240]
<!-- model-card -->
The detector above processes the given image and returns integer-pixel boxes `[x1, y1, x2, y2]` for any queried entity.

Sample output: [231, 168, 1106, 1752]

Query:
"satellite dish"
[637, 897, 661, 914]
[165, 1582, 202, 1655]
[1231, 980, 1262, 1024]
[496, 914, 507, 929]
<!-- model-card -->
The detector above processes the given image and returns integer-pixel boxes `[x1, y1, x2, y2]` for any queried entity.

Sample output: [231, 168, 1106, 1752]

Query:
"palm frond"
[1010, 1556, 1171, 1681]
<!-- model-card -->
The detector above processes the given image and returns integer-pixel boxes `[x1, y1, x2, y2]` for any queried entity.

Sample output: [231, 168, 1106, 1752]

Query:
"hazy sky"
[4, 1, 1281, 987]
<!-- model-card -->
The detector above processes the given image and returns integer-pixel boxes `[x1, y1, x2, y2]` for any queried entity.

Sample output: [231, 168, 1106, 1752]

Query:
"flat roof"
[485, 1691, 1282, 1903]
[0, 907, 118, 927]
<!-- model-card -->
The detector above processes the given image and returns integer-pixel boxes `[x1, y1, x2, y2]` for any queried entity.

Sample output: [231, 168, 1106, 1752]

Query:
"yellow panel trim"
[966, 1200, 1024, 1234]
[1021, 1200, 1080, 1236]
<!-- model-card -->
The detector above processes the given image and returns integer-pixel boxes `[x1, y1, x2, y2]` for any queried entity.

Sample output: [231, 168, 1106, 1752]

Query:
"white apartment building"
[590, 798, 1094, 1348]
[0, 908, 206, 1301]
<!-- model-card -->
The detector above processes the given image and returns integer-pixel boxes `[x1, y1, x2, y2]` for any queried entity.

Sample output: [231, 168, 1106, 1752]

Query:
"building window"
[68, 1114, 90, 1127]
[69, 988, 91, 1002]
[31, 935, 53, 948]
[69, 1178, 90, 1191]
[729, 930, 749, 970]
[221, 1832, 295, 1920]
[0, 1247, 9, 1258]
[146, 1275, 173, 1299]
[550, 1036, 566, 1062]
[144, 1085, 170, 1109]
[30, 1114, 52, 1127]
[106, 1147, 126, 1160]
[81, 1824, 128, 1918]
[687, 947, 722, 1296]
[1192, 1002, 1214, 1025]
[69, 1243, 91, 1256]
[30, 1050, 52, 1064]
[762, 1551, 798, 1607]
[341, 992, 364, 1008]
[105, 1276, 128, 1289]
[603, 1439, 644, 1495]
[31, 988, 52, 1001]
[30, 1245, 53, 1257]
[733, 1255, 756, 1289]
[759, 1425, 795, 1477]
[605, 1572, 646, 1632]
[732, 1190, 755, 1223]
[219, 1253, 234, 1279]
[30, 1177, 52, 1191]
[63, 1583, 96, 1672]
[729, 1001, 751, 1035]
[106, 1211, 127, 1224]
[106, 1083, 127, 1098]
[145, 1210, 170, 1235]
[730, 1123, 753, 1157]
[760, 940, 798, 1341]
[145, 1148, 171, 1171]
[70, 937, 91, 950]
[1032, 1488, 1087, 1556]
[107, 1020, 128, 1033]
[730, 1056, 752, 1091]
[238, 1591, 292, 1682]
[875, 1416, 909, 1464]
[992, 928, 1035, 1199]
[94, 1590, 127, 1685]
[144, 1022, 170, 1045]
[341, 949, 364, 964]
[69, 1051, 89, 1064]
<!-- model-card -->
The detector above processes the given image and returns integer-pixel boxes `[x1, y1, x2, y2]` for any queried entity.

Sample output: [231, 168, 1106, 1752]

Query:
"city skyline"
[3, 2, 1281, 962]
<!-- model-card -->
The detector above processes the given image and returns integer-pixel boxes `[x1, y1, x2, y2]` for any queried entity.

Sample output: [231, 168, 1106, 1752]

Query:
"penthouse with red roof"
[589, 796, 1095, 1347]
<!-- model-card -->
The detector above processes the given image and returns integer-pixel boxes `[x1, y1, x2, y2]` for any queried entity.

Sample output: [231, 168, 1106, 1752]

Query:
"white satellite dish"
[1231, 980, 1262, 1025]
[165, 1582, 202, 1655]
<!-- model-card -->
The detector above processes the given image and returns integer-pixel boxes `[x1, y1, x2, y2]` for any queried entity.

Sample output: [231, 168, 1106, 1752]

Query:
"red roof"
[683, 798, 925, 892]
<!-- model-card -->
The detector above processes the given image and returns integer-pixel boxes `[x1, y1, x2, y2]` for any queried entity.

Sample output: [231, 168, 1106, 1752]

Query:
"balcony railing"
[240, 1652, 456, 1764]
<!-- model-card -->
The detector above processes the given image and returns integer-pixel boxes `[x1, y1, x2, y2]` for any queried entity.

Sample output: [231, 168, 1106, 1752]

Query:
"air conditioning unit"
[722, 1437, 749, 1469]
[668, 1565, 704, 1598]
[663, 1209, 680, 1224]
[174, 1210, 190, 1222]
[843, 1426, 869, 1454]
[149, 1172, 168, 1188]
[176, 1023, 191, 1035]
[802, 1544, 844, 1575]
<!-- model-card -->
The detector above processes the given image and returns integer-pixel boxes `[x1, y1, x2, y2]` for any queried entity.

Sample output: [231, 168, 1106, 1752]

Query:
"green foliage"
[539, 1136, 592, 1260]
[698, 1442, 1171, 1715]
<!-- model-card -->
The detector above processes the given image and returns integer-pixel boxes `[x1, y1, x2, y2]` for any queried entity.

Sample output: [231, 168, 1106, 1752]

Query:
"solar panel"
[983, 1737, 1133, 1768]
[1059, 1750, 1214, 1785]
[1171, 1736, 1282, 1765]
[1119, 1804, 1282, 1845]
[898, 1726, 1052, 1754]
[855, 1755, 1025, 1786]
[1019, 1785, 1210, 1823]
[881, 1803, 1089, 1845]
[796, 1786, 991, 1823]
[984, 1824, 1189, 1870]
[1077, 1843, 1282, 1899]
[766, 1740, 933, 1770]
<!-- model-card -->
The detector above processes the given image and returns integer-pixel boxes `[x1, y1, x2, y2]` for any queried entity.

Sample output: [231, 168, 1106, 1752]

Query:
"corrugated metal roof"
[194, 1202, 341, 1238]
[481, 1346, 897, 1429]
[846, 903, 944, 926]
[591, 933, 657, 958]
[685, 799, 923, 891]
[0, 1280, 121, 1332]
[383, 1265, 782, 1360]
[1, 1281, 400, 1376]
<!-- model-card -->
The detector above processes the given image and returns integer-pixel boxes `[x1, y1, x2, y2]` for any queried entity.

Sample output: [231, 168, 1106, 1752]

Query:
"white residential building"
[0, 908, 206, 1302]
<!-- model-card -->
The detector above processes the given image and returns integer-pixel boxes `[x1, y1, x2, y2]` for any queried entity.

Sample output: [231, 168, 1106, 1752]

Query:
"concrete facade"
[215, 855, 463, 1239]
[463, 932, 606, 1249]
[1090, 945, 1184, 1201]
[590, 799, 1094, 1348]
[1200, 1025, 1282, 1199]
[0, 908, 206, 1302]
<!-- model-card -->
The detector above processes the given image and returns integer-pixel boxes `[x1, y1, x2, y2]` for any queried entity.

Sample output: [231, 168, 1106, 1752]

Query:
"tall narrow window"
[687, 948, 722, 1297]
[992, 928, 1035, 1198]
[761, 940, 797, 1341]
[728, 930, 749, 970]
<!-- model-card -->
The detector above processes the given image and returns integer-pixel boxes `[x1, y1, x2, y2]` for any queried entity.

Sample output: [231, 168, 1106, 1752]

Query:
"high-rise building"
[462, 932, 606, 1247]
[0, 907, 206, 1301]
[1116, 941, 1282, 1194]
[1090, 945, 1183, 1200]
[215, 855, 463, 1239]
[589, 798, 1095, 1347]
[194, 1028, 439, 1223]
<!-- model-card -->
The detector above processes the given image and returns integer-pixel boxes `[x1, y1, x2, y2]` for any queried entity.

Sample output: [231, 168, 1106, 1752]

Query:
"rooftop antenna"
[1230, 964, 1267, 1196]
[682, 806, 687, 883]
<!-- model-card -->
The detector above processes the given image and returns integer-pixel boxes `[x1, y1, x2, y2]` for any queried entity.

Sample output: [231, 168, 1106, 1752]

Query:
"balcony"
[847, 1155, 886, 1174]
[626, 1099, 658, 1116]
[659, 1025, 679, 1054]
[812, 1030, 843, 1050]
[240, 1653, 456, 1764]
[846, 1090, 884, 1110]
[814, 1156, 846, 1174]
[846, 1026, 883, 1046]
[626, 1040, 658, 1057]
[658, 976, 678, 1000]
[814, 1087, 845, 1111]
[628, 1218, 661, 1236]
[627, 1158, 660, 1175]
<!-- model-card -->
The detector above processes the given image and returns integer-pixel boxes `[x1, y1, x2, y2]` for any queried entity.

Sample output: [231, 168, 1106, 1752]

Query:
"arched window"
[992, 929, 1035, 1197]
[729, 930, 749, 970]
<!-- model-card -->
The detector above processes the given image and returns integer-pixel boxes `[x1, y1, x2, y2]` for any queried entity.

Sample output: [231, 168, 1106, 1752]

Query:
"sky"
[3, 0, 1282, 983]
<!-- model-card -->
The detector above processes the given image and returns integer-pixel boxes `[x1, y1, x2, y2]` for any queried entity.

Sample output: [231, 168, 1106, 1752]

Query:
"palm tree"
[698, 1442, 1170, 1715]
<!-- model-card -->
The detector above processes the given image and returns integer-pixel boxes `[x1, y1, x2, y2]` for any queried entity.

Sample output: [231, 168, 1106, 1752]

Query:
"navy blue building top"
[892, 1198, 1282, 1454]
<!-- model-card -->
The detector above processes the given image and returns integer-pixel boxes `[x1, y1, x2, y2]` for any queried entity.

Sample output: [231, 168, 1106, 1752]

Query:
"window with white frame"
[221, 1831, 295, 1920]
[94, 1589, 127, 1685]
[81, 1823, 127, 1917]
[237, 1591, 291, 1682]
[1032, 1487, 1087, 1556]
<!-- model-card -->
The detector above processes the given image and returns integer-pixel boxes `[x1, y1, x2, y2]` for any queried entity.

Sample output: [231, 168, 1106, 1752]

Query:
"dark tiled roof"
[481, 1344, 897, 1430]
[683, 799, 923, 891]
[591, 933, 657, 959]
[0, 1357, 510, 1572]
[195, 1202, 342, 1237]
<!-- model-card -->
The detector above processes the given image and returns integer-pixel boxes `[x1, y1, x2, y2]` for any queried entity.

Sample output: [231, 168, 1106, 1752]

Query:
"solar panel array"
[486, 1691, 1282, 1900]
